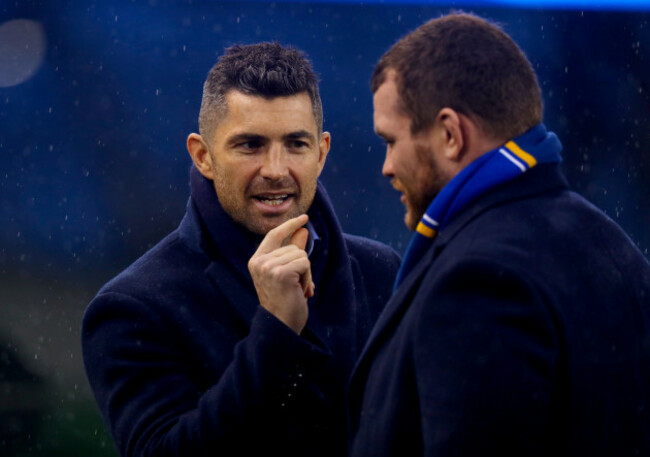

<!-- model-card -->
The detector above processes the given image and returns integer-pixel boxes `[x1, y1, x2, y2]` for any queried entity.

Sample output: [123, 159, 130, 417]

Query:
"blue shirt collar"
[305, 220, 319, 257]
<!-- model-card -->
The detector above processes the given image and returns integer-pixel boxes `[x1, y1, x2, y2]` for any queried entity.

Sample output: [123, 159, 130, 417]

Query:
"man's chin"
[399, 195, 417, 231]
[404, 213, 418, 231]
[230, 200, 311, 236]
[404, 206, 428, 231]
[247, 213, 300, 236]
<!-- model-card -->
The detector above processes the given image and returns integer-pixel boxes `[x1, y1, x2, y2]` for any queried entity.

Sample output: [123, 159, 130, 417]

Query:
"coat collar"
[434, 162, 568, 250]
[181, 166, 356, 347]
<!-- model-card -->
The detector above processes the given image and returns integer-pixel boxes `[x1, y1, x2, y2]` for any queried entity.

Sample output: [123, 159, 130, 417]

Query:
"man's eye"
[238, 141, 262, 150]
[288, 140, 309, 149]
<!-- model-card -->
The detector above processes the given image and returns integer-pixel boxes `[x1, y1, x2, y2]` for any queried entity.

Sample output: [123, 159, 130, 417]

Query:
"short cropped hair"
[199, 42, 323, 140]
[371, 13, 543, 140]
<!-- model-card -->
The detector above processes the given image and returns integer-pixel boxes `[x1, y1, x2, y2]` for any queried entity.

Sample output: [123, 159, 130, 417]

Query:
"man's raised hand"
[248, 214, 315, 334]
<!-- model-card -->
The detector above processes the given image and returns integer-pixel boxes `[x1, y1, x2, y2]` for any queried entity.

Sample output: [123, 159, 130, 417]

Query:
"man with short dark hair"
[82, 42, 400, 457]
[348, 13, 650, 456]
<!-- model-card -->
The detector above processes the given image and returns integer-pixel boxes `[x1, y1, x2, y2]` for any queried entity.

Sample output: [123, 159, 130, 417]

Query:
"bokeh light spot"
[0, 19, 47, 88]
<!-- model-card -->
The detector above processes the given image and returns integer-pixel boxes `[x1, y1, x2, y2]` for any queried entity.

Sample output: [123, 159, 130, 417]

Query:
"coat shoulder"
[93, 228, 211, 307]
[343, 233, 401, 274]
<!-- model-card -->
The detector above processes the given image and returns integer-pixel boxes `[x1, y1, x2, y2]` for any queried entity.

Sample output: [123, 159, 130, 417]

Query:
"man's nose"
[260, 144, 288, 180]
[382, 149, 394, 178]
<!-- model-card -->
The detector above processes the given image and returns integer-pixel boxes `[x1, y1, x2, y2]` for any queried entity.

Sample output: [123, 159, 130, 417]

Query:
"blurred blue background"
[1, 1, 648, 455]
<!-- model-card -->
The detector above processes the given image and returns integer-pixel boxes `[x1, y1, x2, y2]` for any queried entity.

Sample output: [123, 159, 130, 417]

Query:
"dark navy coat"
[82, 169, 400, 457]
[348, 164, 650, 457]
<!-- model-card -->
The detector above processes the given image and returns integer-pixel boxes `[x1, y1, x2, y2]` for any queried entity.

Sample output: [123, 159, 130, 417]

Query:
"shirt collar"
[305, 220, 319, 257]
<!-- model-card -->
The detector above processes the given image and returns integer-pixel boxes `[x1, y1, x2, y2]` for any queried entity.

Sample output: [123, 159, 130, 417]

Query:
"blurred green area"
[0, 273, 118, 457]
[0, 348, 117, 457]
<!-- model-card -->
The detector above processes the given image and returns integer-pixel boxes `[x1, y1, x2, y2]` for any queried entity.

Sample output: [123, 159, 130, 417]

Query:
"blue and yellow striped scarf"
[394, 123, 563, 289]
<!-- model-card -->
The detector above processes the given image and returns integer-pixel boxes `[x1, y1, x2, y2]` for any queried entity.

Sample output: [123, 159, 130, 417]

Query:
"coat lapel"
[189, 168, 360, 343]
[204, 260, 260, 328]
[347, 238, 439, 421]
[187, 166, 262, 329]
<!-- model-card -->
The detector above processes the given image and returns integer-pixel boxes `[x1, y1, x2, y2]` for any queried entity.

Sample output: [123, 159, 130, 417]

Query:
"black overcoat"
[348, 163, 650, 457]
[82, 168, 400, 457]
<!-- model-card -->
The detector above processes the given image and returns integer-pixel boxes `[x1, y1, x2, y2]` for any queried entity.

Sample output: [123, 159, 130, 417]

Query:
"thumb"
[289, 227, 309, 251]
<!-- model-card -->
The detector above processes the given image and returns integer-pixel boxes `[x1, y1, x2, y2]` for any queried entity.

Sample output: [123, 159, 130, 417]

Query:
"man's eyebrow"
[284, 130, 316, 143]
[374, 128, 391, 140]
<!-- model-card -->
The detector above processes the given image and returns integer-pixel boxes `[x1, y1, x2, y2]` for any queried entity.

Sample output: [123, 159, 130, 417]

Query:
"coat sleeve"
[413, 257, 562, 457]
[82, 291, 330, 457]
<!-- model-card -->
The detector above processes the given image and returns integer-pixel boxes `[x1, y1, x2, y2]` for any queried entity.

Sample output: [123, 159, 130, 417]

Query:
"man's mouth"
[391, 180, 407, 204]
[253, 194, 291, 206]
[391, 178, 404, 193]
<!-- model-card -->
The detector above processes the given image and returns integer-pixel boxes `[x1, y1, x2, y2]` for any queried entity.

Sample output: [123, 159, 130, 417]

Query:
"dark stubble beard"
[213, 172, 316, 236]
[403, 142, 448, 230]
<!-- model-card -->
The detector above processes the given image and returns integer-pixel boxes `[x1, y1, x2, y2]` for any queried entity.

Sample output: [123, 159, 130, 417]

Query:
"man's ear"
[436, 107, 464, 162]
[316, 131, 331, 177]
[187, 133, 214, 179]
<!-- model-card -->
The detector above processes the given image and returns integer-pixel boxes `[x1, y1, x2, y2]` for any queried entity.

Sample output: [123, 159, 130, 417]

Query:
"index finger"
[256, 214, 309, 254]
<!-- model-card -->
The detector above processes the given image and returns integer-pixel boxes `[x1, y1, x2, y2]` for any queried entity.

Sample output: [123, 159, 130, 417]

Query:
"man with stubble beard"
[348, 12, 650, 457]
[82, 42, 400, 457]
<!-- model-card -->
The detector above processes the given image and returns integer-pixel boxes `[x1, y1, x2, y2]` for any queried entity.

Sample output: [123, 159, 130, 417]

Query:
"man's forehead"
[373, 81, 399, 121]
[373, 73, 401, 107]
[214, 90, 318, 136]
[373, 75, 414, 138]
[224, 89, 313, 110]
